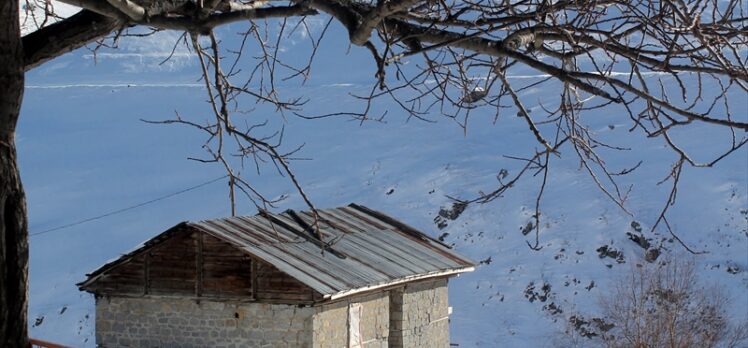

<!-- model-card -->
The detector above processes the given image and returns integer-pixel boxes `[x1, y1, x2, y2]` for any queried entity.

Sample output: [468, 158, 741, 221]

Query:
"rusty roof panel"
[189, 204, 475, 297]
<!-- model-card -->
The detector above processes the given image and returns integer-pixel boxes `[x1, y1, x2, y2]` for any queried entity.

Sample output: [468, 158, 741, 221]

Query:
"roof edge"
[325, 266, 475, 301]
[347, 203, 477, 266]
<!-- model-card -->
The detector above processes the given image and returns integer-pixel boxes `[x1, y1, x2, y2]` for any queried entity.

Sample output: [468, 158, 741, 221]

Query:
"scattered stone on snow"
[435, 219, 448, 230]
[438, 232, 449, 242]
[524, 282, 552, 303]
[596, 245, 625, 263]
[33, 316, 44, 327]
[543, 302, 563, 315]
[626, 232, 650, 250]
[433, 201, 468, 229]
[568, 315, 615, 339]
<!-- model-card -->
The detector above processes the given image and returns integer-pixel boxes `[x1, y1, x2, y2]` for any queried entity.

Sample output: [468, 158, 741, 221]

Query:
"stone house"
[79, 204, 475, 348]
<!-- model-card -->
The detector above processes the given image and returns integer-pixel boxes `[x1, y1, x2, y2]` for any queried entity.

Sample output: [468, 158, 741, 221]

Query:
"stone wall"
[311, 292, 389, 348]
[389, 278, 450, 348]
[95, 296, 314, 348]
[95, 278, 450, 348]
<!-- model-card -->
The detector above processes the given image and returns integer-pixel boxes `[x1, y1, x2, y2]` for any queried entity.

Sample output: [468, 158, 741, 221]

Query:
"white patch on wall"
[348, 303, 363, 348]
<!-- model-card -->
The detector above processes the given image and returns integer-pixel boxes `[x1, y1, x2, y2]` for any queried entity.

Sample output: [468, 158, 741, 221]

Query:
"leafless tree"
[2, 0, 747, 345]
[596, 258, 747, 348]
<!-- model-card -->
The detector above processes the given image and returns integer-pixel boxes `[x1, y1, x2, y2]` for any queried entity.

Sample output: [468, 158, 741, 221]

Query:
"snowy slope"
[18, 22, 748, 347]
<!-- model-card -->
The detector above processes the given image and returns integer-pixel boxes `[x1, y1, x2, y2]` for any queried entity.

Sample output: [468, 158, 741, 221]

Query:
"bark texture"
[23, 10, 122, 71]
[0, 0, 29, 346]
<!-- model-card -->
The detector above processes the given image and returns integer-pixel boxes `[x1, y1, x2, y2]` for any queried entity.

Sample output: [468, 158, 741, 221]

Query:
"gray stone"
[95, 278, 452, 347]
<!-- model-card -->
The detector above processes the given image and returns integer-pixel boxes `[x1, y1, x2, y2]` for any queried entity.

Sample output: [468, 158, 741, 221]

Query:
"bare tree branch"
[23, 10, 122, 71]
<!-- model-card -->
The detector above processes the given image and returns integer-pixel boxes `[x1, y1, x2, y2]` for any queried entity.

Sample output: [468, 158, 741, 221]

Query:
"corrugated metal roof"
[80, 204, 475, 300]
[190, 204, 475, 298]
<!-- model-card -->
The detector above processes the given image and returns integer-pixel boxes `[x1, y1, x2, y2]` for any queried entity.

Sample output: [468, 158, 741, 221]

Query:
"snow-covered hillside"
[19, 24, 748, 347]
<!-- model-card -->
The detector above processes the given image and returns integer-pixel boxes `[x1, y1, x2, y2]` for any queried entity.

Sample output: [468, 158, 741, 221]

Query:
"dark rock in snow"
[525, 282, 552, 303]
[435, 220, 448, 230]
[438, 232, 450, 242]
[33, 316, 44, 327]
[569, 315, 597, 338]
[597, 245, 625, 263]
[626, 232, 650, 250]
[591, 318, 615, 332]
[544, 302, 563, 315]
[439, 201, 468, 220]
[521, 221, 534, 235]
[434, 201, 468, 229]
[645, 248, 660, 263]
[569, 315, 615, 338]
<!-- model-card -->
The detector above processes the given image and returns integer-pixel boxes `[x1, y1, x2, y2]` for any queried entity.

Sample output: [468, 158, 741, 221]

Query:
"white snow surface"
[17, 22, 748, 348]
[19, 0, 78, 35]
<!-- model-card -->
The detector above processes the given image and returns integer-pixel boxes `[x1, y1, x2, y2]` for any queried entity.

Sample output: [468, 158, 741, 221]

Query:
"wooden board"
[85, 227, 321, 303]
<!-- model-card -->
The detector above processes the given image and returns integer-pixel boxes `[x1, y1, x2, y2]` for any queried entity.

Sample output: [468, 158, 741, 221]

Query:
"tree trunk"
[0, 0, 29, 346]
